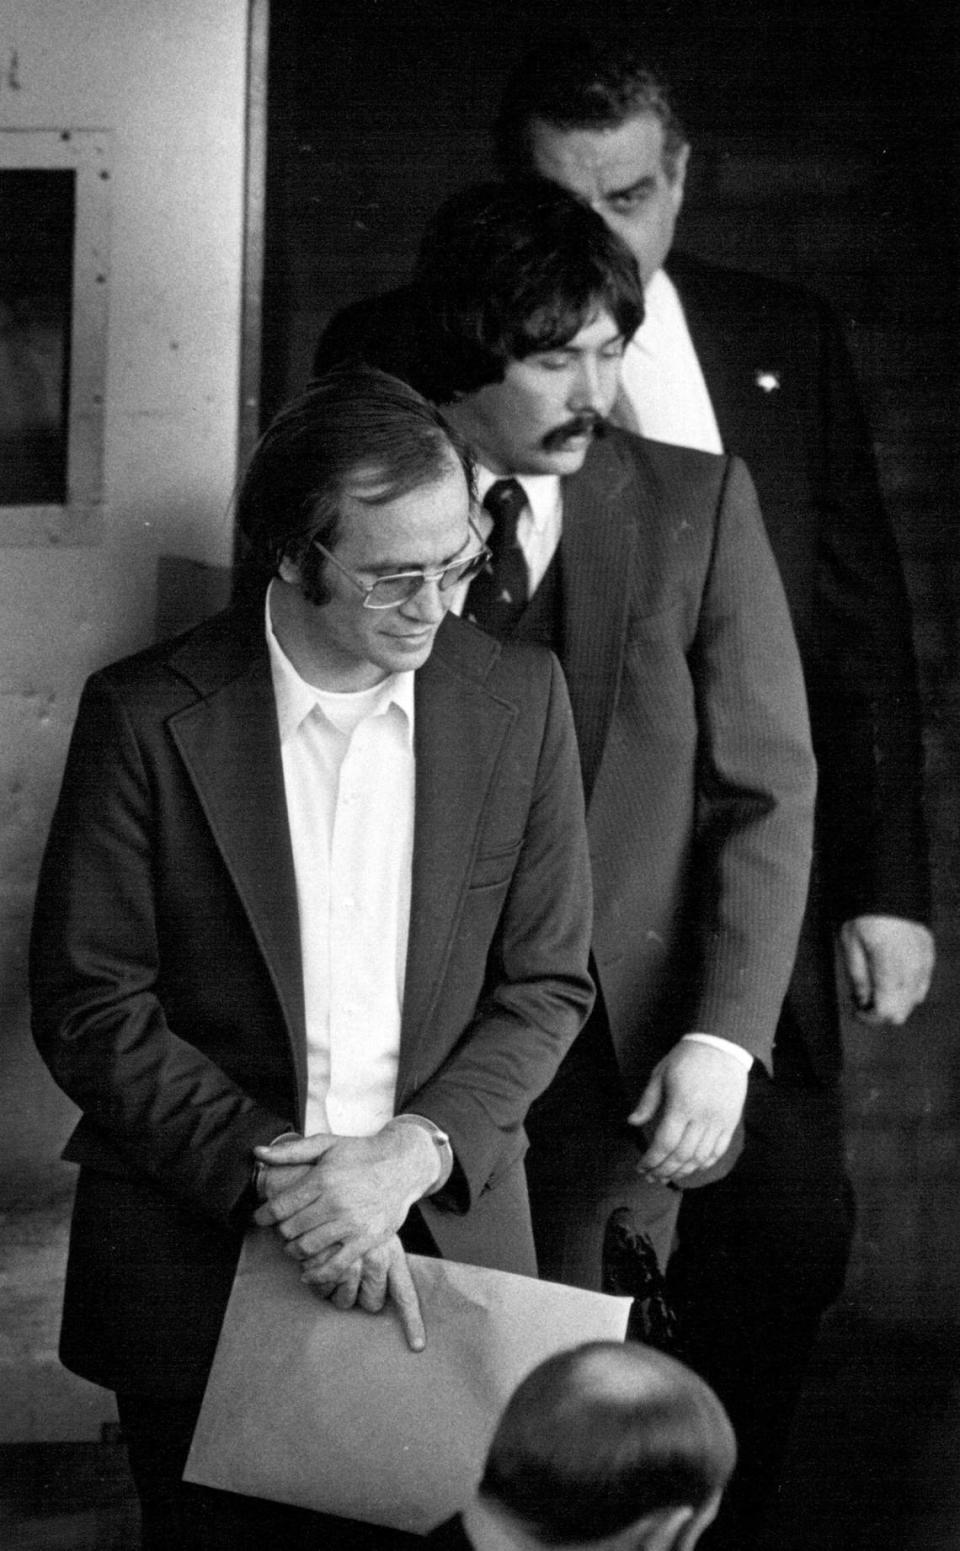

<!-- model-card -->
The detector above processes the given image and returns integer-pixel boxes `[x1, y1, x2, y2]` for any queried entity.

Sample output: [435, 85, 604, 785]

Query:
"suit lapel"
[164, 611, 521, 1117]
[167, 617, 308, 1111]
[534, 436, 635, 804]
[398, 622, 516, 1096]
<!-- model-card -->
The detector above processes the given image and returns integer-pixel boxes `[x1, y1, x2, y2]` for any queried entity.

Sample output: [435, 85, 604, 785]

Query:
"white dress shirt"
[620, 268, 724, 454]
[266, 587, 416, 1137]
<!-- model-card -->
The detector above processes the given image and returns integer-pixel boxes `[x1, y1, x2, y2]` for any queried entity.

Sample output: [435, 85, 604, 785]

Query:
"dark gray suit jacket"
[509, 429, 816, 1098]
[661, 256, 931, 1071]
[30, 604, 594, 1394]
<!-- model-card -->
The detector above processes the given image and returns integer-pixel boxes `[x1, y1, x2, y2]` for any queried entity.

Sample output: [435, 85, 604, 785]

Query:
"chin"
[380, 636, 435, 672]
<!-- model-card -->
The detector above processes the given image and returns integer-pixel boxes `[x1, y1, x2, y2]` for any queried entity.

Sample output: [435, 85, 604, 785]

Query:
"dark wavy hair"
[480, 1342, 736, 1545]
[494, 29, 688, 181]
[411, 179, 644, 401]
[234, 364, 474, 604]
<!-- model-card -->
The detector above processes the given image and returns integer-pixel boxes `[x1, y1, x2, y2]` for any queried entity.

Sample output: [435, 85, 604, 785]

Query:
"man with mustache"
[491, 34, 935, 1549]
[314, 180, 816, 1295]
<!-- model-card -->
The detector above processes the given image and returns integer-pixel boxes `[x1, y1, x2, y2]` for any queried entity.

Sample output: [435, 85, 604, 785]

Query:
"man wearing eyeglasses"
[30, 365, 595, 1550]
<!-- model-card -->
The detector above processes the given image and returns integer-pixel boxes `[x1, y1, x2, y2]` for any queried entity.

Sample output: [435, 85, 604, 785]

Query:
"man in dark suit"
[492, 31, 934, 1547]
[30, 366, 595, 1551]
[427, 1341, 736, 1551]
[314, 181, 816, 1312]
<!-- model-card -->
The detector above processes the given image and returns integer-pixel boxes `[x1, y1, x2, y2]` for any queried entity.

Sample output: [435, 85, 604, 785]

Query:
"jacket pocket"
[467, 840, 523, 891]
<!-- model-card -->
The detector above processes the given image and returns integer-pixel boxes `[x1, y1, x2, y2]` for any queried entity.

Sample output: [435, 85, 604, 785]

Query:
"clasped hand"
[252, 1125, 438, 1350]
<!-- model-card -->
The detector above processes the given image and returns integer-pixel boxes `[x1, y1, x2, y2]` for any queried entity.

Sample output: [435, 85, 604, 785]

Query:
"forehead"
[519, 307, 621, 358]
[531, 112, 670, 191]
[339, 451, 464, 506]
[336, 457, 470, 555]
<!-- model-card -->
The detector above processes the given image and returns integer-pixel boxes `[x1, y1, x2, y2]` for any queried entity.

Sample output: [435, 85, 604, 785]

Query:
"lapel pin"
[754, 369, 781, 393]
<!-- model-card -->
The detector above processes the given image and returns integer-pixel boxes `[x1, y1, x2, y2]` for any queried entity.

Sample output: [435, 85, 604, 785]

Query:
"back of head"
[411, 179, 644, 401]
[479, 1342, 736, 1546]
[493, 29, 687, 182]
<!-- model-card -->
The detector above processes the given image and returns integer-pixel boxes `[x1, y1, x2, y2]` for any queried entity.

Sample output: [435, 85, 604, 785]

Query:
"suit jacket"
[668, 252, 929, 905]
[508, 429, 816, 1100]
[30, 603, 594, 1395]
[658, 256, 931, 1073]
[314, 266, 930, 1079]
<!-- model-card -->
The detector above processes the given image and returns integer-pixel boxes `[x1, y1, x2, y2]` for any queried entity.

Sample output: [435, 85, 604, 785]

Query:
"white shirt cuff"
[681, 1032, 754, 1071]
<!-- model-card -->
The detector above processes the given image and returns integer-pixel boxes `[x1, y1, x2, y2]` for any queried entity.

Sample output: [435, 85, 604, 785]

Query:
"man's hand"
[256, 1156, 311, 1202]
[839, 914, 935, 1025]
[253, 1121, 440, 1271]
[628, 1040, 748, 1184]
[299, 1234, 426, 1352]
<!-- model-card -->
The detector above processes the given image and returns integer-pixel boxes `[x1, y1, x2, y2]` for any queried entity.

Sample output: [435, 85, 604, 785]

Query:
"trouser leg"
[525, 1127, 681, 1290]
[524, 1003, 681, 1293]
[667, 1065, 854, 1551]
[115, 1391, 202, 1550]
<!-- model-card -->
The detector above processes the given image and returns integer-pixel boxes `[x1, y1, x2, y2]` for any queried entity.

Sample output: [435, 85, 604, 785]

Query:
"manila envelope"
[184, 1228, 631, 1533]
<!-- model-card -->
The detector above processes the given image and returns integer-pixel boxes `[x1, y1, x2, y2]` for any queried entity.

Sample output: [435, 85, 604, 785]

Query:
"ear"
[277, 553, 302, 586]
[669, 143, 691, 213]
[626, 1506, 695, 1551]
[675, 1490, 723, 1551]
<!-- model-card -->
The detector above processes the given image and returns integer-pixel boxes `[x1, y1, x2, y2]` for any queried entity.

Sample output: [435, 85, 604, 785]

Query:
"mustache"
[541, 413, 607, 450]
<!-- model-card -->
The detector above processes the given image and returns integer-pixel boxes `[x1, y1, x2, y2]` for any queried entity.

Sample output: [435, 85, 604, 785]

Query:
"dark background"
[258, 4, 960, 1547]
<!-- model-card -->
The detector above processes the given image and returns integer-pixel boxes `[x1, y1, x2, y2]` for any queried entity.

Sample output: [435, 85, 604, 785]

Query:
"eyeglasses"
[312, 521, 492, 610]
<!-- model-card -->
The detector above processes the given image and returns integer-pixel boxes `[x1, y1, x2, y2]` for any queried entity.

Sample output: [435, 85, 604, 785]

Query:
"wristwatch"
[392, 1113, 454, 1194]
[251, 1130, 301, 1201]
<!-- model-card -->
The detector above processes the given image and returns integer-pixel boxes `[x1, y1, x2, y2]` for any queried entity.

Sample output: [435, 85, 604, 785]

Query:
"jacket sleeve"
[806, 299, 930, 926]
[689, 455, 817, 1065]
[29, 674, 295, 1226]
[401, 653, 595, 1208]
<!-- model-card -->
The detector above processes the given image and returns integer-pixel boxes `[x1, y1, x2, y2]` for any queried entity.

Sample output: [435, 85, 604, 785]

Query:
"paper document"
[185, 1228, 631, 1532]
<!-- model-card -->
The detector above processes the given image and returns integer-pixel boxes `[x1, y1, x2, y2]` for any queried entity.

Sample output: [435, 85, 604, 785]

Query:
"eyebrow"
[602, 175, 657, 200]
[535, 332, 626, 356]
[360, 528, 476, 576]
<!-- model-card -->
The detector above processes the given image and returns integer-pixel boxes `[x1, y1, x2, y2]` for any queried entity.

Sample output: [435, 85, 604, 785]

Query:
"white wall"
[0, 0, 249, 1199]
[0, 0, 251, 1443]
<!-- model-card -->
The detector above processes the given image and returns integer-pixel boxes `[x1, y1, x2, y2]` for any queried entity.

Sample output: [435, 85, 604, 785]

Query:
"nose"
[568, 354, 613, 414]
[403, 575, 447, 624]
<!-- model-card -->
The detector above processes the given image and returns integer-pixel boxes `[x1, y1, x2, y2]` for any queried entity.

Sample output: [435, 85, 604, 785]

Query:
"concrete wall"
[0, 0, 248, 1210]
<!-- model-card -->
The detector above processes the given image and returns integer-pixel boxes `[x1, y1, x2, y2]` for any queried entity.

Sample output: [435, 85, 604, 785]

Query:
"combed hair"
[480, 1342, 736, 1545]
[494, 29, 688, 181]
[411, 179, 644, 401]
[234, 364, 474, 602]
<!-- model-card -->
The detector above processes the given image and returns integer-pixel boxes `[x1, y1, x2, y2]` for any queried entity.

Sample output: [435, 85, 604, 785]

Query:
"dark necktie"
[466, 478, 530, 634]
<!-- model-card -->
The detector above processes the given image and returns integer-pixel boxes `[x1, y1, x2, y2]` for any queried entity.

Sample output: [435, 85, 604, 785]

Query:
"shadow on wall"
[156, 555, 232, 641]
[765, 1302, 960, 1551]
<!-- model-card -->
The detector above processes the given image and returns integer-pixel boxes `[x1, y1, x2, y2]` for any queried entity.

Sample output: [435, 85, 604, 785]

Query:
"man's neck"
[460, 1496, 696, 1551]
[459, 1500, 632, 1551]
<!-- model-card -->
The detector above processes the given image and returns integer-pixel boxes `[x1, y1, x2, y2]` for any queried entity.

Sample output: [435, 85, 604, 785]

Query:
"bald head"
[478, 1342, 736, 1546]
